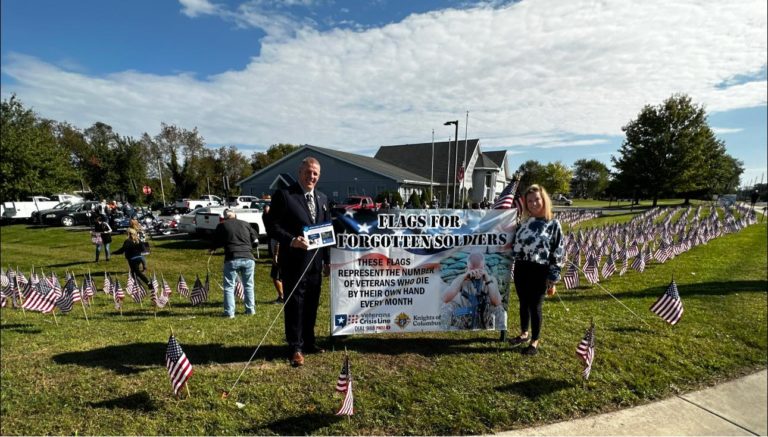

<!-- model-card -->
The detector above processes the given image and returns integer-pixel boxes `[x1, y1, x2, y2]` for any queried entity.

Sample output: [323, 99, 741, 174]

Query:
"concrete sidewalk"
[500, 369, 767, 436]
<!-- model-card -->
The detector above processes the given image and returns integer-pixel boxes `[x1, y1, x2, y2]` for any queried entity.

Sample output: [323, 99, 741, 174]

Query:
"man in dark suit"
[267, 156, 330, 367]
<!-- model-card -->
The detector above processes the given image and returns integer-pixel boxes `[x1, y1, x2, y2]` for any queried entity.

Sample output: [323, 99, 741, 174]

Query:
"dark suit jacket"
[267, 183, 330, 276]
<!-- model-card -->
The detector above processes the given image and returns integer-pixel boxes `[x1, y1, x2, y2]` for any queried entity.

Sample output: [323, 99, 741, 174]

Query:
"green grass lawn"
[571, 198, 709, 209]
[1, 217, 766, 435]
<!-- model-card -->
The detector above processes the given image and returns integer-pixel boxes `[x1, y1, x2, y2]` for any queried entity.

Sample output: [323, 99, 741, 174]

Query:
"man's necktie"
[306, 193, 316, 223]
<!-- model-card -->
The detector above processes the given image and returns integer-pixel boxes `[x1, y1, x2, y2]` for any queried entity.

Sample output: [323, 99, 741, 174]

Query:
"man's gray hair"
[225, 209, 237, 219]
[300, 156, 321, 170]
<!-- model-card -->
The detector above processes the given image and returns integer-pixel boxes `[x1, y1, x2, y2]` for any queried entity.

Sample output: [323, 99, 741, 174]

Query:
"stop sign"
[142, 185, 152, 195]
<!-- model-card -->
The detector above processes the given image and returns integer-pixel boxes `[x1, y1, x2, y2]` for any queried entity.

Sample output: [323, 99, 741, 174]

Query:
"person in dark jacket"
[209, 209, 259, 318]
[93, 215, 113, 262]
[266, 157, 331, 367]
[113, 228, 151, 286]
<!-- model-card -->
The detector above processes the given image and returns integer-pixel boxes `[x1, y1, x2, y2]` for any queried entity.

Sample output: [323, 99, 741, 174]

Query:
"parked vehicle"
[227, 195, 260, 208]
[334, 195, 381, 211]
[2, 194, 81, 221]
[174, 195, 222, 210]
[553, 194, 573, 206]
[177, 207, 206, 234]
[195, 206, 266, 236]
[34, 201, 101, 227]
[248, 199, 271, 212]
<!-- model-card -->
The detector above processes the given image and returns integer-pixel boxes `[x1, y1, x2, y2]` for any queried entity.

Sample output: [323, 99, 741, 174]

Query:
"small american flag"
[56, 275, 81, 313]
[650, 280, 684, 325]
[234, 276, 244, 302]
[583, 252, 599, 284]
[112, 277, 124, 310]
[335, 355, 354, 416]
[576, 323, 595, 380]
[166, 335, 193, 396]
[177, 274, 190, 297]
[563, 261, 579, 290]
[157, 276, 173, 308]
[190, 275, 208, 306]
[631, 252, 645, 273]
[82, 273, 95, 303]
[601, 252, 616, 279]
[151, 273, 161, 306]
[103, 272, 112, 295]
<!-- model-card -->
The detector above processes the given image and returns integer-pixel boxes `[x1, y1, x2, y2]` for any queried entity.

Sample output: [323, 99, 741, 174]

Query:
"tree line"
[516, 94, 743, 205]
[1, 93, 744, 206]
[0, 95, 298, 204]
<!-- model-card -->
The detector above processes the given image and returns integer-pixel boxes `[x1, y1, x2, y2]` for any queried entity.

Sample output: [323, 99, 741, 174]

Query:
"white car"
[228, 195, 260, 208]
[177, 207, 208, 234]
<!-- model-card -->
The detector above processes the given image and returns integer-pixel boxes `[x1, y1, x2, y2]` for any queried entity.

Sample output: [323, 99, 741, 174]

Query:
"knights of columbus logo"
[395, 312, 411, 329]
[334, 314, 348, 327]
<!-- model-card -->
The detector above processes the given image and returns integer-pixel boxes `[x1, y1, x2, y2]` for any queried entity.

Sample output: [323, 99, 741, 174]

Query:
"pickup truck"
[193, 206, 267, 237]
[175, 195, 223, 210]
[334, 195, 381, 211]
[2, 194, 82, 221]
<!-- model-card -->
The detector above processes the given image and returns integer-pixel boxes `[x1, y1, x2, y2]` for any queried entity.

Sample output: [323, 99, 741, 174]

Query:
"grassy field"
[570, 198, 709, 209]
[1, 214, 766, 435]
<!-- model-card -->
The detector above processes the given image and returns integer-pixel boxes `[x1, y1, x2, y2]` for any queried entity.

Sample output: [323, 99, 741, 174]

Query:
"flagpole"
[76, 271, 90, 324]
[431, 129, 435, 207]
[462, 110, 469, 208]
[445, 136, 451, 207]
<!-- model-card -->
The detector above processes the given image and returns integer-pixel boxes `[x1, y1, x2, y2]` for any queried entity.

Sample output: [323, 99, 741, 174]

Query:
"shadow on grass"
[0, 323, 43, 334]
[88, 391, 157, 412]
[52, 342, 289, 374]
[46, 261, 93, 268]
[247, 412, 344, 435]
[495, 377, 574, 400]
[609, 326, 655, 334]
[558, 280, 767, 302]
[331, 335, 506, 356]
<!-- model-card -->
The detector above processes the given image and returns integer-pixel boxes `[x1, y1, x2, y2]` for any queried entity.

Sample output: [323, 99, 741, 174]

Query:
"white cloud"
[712, 127, 745, 135]
[179, 0, 218, 17]
[3, 0, 766, 157]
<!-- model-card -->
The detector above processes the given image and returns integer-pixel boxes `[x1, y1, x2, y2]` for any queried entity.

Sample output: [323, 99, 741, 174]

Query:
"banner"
[330, 208, 517, 336]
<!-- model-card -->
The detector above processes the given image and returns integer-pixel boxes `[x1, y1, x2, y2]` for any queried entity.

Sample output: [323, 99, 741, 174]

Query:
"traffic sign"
[142, 185, 152, 195]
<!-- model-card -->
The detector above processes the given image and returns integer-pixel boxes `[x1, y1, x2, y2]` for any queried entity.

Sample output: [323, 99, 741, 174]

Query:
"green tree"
[613, 94, 742, 205]
[407, 192, 422, 208]
[251, 143, 300, 171]
[571, 159, 610, 199]
[0, 96, 79, 200]
[143, 123, 208, 199]
[516, 160, 545, 191]
[541, 161, 573, 195]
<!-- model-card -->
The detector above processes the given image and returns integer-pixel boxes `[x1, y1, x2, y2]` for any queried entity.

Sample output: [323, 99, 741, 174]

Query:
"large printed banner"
[330, 208, 517, 336]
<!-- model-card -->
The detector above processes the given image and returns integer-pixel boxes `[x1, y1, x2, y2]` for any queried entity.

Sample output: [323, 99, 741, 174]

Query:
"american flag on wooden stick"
[166, 335, 193, 396]
[650, 279, 684, 325]
[576, 322, 595, 380]
[177, 274, 190, 297]
[335, 355, 354, 416]
[492, 173, 524, 211]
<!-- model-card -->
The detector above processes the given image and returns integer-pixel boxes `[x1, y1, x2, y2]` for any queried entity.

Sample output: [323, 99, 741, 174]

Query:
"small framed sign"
[303, 222, 336, 249]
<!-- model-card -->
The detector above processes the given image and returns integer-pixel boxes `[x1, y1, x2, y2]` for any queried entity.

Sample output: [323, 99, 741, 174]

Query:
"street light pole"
[431, 129, 435, 207]
[444, 120, 459, 207]
[445, 136, 451, 207]
[462, 110, 469, 207]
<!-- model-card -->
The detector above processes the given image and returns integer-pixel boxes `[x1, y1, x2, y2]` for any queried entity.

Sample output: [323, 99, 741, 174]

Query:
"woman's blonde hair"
[523, 184, 554, 220]
[129, 218, 141, 231]
[126, 228, 140, 243]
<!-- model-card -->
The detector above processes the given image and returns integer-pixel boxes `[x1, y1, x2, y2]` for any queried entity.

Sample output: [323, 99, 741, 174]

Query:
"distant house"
[237, 141, 514, 207]
[237, 145, 435, 203]
[375, 139, 514, 206]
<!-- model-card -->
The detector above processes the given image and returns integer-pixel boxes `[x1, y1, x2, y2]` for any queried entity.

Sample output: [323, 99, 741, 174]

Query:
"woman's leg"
[104, 242, 111, 260]
[95, 244, 101, 262]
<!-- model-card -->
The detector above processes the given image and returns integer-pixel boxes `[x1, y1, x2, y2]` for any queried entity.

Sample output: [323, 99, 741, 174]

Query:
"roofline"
[236, 146, 309, 186]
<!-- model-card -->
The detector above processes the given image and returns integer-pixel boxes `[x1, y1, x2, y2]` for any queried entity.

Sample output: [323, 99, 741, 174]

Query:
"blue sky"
[2, 0, 766, 188]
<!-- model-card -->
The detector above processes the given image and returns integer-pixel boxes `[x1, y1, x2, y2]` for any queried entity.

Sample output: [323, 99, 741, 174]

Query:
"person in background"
[128, 218, 148, 271]
[262, 204, 284, 304]
[113, 228, 151, 286]
[209, 209, 259, 318]
[93, 215, 112, 262]
[508, 184, 564, 356]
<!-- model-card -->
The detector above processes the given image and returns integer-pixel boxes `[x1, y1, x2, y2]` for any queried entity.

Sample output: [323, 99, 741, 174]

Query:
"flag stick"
[51, 308, 59, 326]
[184, 381, 191, 398]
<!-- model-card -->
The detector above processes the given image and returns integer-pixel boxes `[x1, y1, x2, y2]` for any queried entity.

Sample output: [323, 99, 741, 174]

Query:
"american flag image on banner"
[650, 280, 684, 325]
[166, 335, 193, 396]
[576, 323, 595, 380]
[335, 355, 354, 416]
[177, 274, 190, 297]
